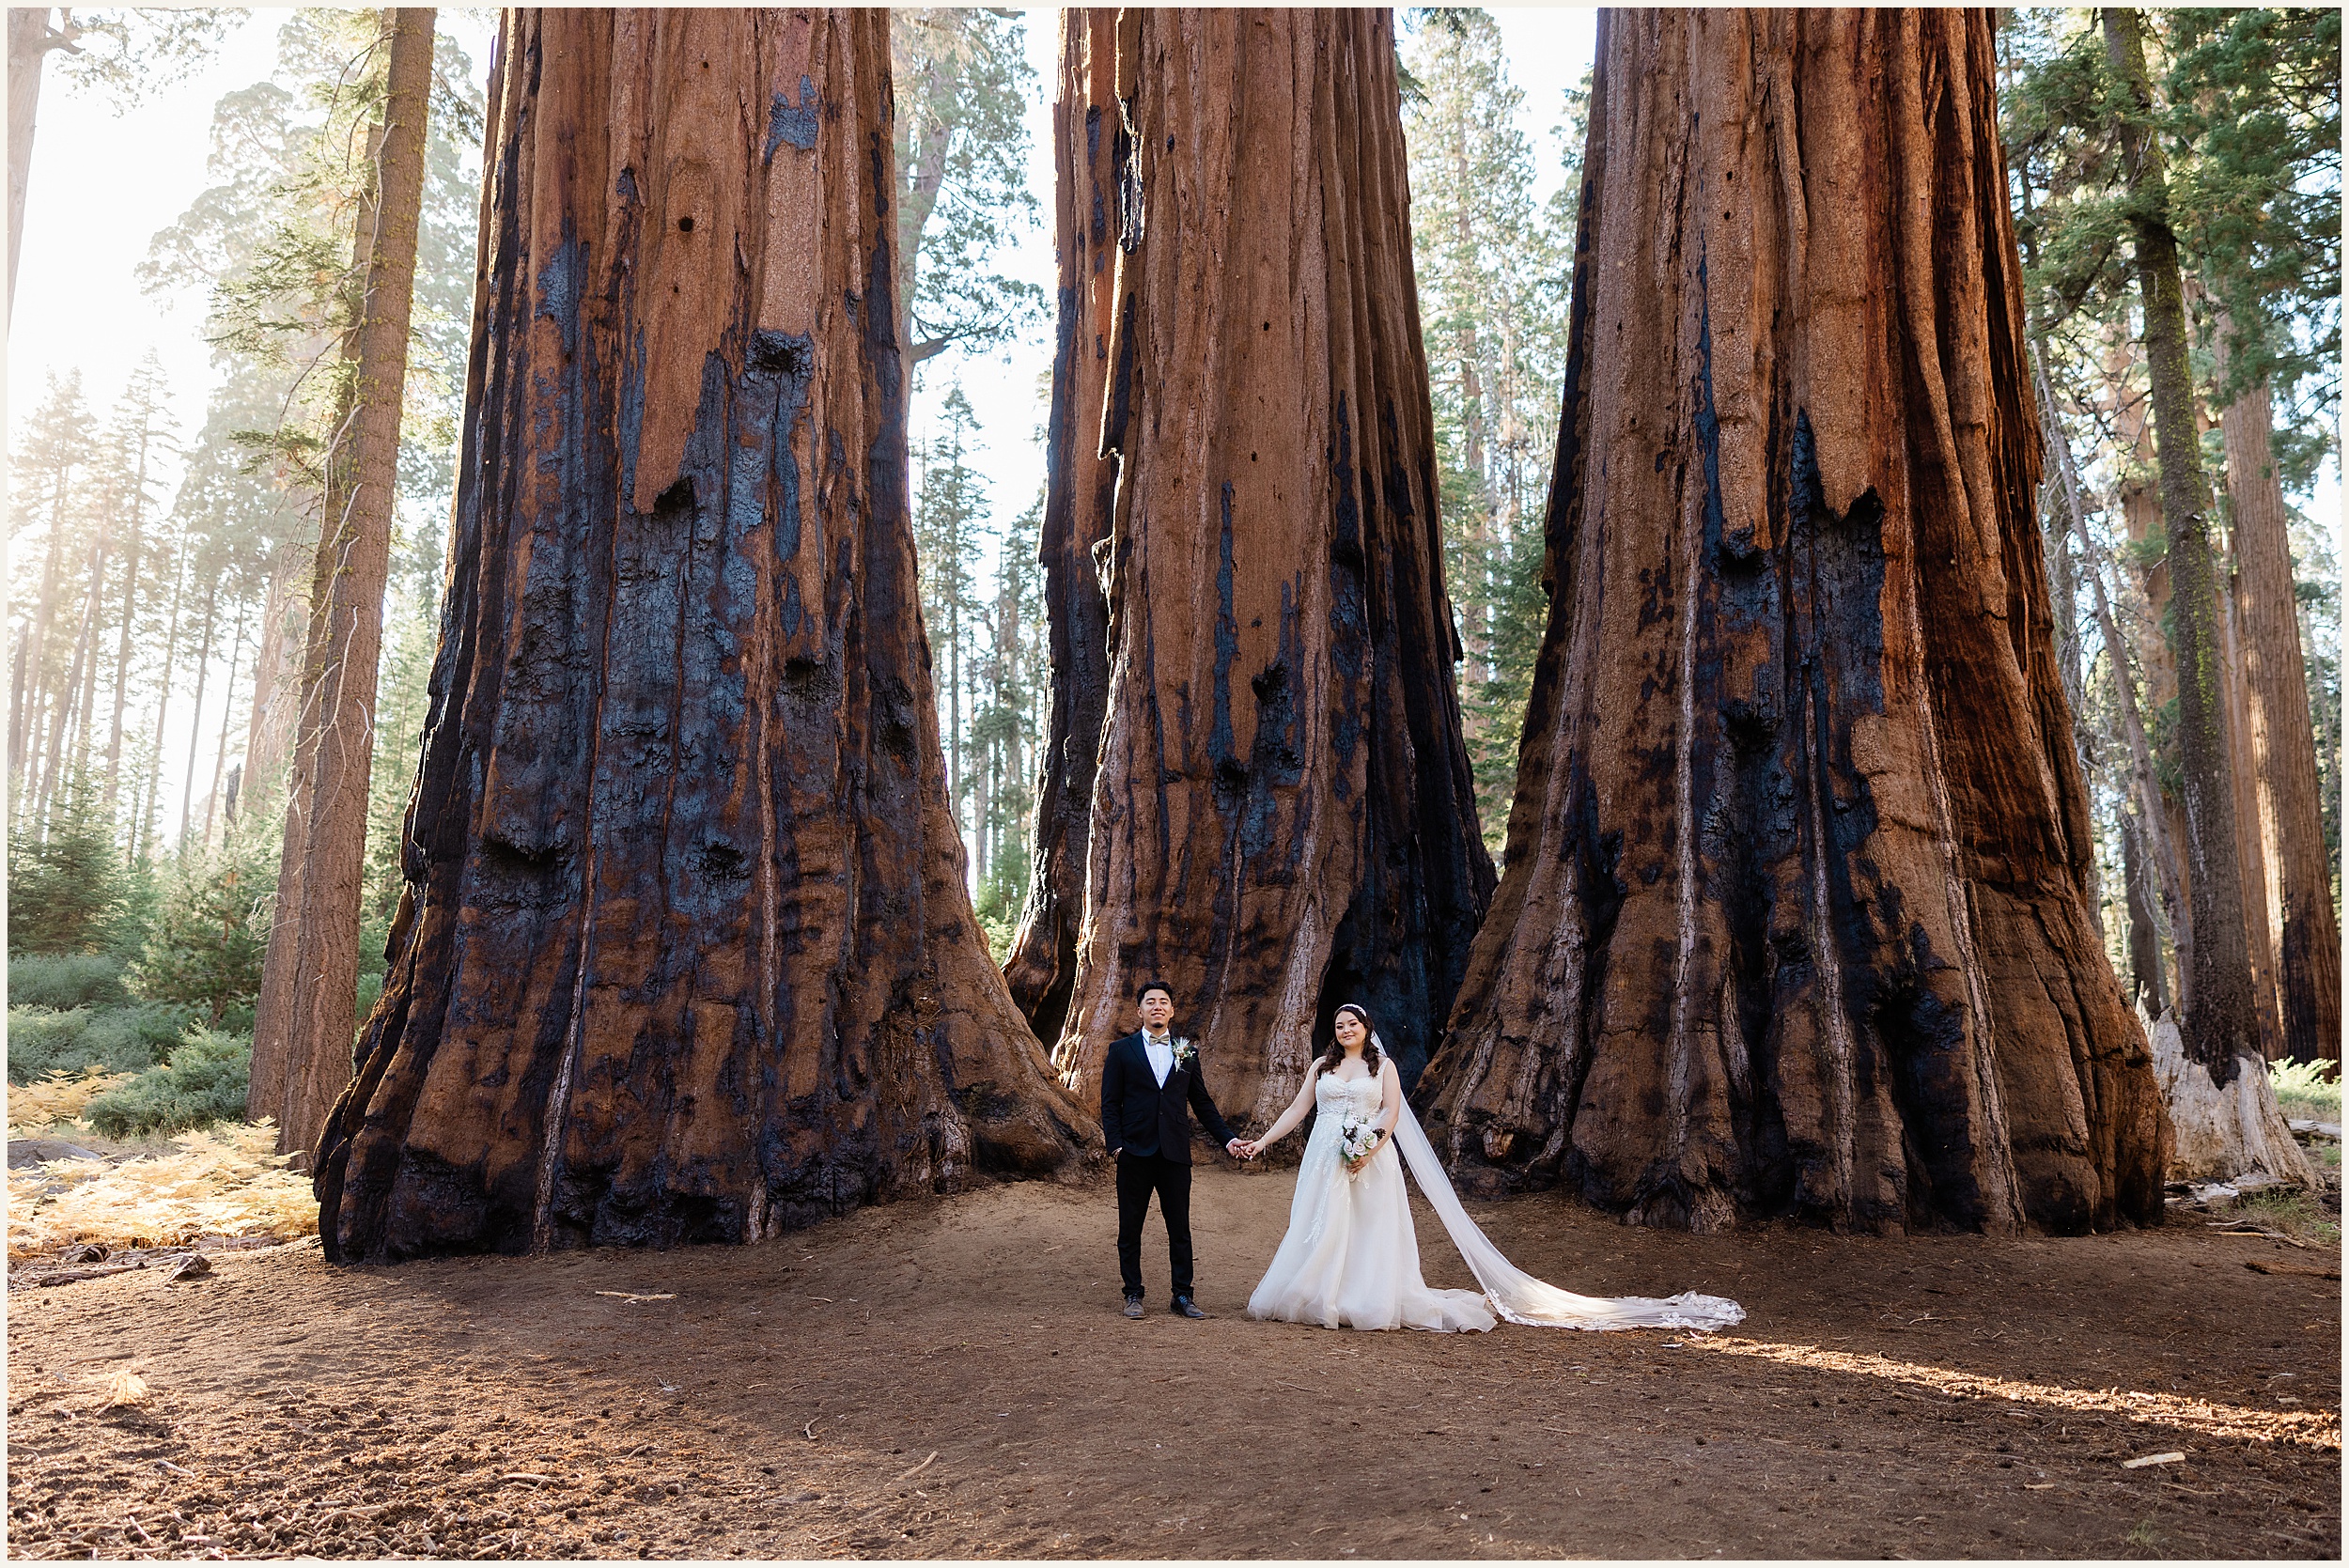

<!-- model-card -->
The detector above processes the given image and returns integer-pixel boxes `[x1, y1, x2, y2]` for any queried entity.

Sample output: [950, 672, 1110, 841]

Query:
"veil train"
[1381, 1034, 1746, 1332]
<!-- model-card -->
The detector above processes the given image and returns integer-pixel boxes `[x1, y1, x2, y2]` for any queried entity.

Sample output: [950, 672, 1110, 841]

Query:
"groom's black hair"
[1136, 980, 1174, 1004]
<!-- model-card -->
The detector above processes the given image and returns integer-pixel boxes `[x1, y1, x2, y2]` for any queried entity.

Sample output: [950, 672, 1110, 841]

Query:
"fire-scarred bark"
[1019, 8, 1495, 1131]
[314, 8, 1091, 1261]
[1418, 8, 2166, 1235]
[1003, 10, 1120, 1055]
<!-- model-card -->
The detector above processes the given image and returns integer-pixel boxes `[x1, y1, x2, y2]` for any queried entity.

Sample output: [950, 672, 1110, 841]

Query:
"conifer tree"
[892, 8, 1047, 371]
[913, 386, 988, 846]
[1402, 11, 1576, 846]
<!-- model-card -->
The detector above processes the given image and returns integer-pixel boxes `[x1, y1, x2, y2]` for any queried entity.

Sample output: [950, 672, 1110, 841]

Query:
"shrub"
[6, 953, 131, 1011]
[2269, 1058, 2341, 1123]
[126, 826, 276, 1026]
[81, 1029, 253, 1139]
[6, 1002, 198, 1084]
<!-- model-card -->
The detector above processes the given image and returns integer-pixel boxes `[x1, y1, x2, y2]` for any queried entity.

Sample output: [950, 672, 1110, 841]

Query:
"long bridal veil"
[1382, 1037, 1746, 1332]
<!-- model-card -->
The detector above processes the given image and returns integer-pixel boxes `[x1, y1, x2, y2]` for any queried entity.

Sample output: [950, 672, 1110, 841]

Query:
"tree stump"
[314, 8, 1092, 1262]
[1418, 8, 2167, 1235]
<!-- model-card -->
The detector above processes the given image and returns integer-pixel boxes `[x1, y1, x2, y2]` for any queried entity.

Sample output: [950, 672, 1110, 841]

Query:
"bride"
[1237, 1003, 1745, 1334]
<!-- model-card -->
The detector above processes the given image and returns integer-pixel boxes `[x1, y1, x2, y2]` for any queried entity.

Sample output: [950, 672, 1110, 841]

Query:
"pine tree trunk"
[130, 529, 190, 862]
[252, 76, 395, 1153]
[201, 597, 248, 845]
[2211, 360, 2341, 1064]
[2120, 812, 2170, 1014]
[2102, 7, 2259, 1083]
[313, 8, 1092, 1261]
[256, 7, 439, 1157]
[101, 462, 150, 819]
[2217, 563, 2284, 1058]
[2037, 348, 2185, 1007]
[1016, 8, 1495, 1127]
[1003, 8, 1120, 1053]
[176, 580, 217, 846]
[242, 551, 307, 800]
[45, 519, 110, 815]
[1418, 8, 2165, 1234]
[2029, 349, 2099, 940]
[2085, 519, 2187, 1011]
[2106, 338, 2200, 965]
[11, 466, 70, 821]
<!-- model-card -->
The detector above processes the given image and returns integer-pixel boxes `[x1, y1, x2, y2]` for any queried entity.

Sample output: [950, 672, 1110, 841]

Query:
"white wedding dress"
[1246, 1066, 1746, 1334]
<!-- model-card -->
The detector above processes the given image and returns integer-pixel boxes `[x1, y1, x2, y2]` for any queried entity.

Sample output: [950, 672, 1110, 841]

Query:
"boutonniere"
[1170, 1037, 1197, 1067]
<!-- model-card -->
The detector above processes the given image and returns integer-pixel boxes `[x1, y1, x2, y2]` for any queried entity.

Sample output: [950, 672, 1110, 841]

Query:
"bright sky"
[4, 7, 1597, 846]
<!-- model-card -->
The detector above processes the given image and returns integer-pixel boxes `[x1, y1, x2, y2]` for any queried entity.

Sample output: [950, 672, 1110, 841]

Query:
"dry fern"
[7, 1120, 316, 1260]
[7, 1066, 139, 1134]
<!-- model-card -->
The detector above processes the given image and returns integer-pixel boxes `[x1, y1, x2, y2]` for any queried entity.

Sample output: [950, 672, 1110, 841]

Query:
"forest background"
[5, 7, 2340, 1157]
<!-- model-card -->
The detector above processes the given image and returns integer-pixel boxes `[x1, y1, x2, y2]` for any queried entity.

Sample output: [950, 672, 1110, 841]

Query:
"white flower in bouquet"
[1337, 1115, 1380, 1170]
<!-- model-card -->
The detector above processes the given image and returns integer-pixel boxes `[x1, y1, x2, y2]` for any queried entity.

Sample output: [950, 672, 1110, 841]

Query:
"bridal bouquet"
[1337, 1115, 1380, 1172]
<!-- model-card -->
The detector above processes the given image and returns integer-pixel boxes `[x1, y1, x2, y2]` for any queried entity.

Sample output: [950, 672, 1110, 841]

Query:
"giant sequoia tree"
[314, 8, 1090, 1261]
[1418, 9, 2165, 1235]
[1005, 8, 1494, 1129]
[1002, 8, 1117, 1056]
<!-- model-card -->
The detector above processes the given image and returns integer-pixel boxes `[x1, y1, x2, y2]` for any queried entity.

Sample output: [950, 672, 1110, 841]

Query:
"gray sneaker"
[1122, 1296, 1145, 1319]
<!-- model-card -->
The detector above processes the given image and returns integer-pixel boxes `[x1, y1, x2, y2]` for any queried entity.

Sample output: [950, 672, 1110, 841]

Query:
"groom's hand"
[1225, 1138, 1247, 1159]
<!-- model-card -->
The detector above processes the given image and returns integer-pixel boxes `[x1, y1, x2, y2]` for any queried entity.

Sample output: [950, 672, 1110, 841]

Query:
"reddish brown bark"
[249, 12, 433, 1159]
[1003, 10, 1119, 1055]
[1418, 8, 2165, 1235]
[2212, 358, 2341, 1065]
[314, 8, 1091, 1261]
[1015, 8, 1494, 1132]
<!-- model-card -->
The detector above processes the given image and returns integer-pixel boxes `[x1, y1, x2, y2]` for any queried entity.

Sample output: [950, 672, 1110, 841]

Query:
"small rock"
[163, 1254, 212, 1283]
[57, 1242, 110, 1265]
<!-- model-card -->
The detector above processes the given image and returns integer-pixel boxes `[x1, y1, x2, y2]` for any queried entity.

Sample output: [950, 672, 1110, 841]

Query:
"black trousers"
[1114, 1151, 1193, 1300]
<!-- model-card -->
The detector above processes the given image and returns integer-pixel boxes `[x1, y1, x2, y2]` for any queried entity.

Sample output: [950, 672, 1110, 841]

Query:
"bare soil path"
[8, 1164, 2339, 1559]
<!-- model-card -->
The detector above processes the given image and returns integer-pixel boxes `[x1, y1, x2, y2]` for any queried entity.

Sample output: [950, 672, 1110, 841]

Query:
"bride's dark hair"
[1315, 1002, 1384, 1079]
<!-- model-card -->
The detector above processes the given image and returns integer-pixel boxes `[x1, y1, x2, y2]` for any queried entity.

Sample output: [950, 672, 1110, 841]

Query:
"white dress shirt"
[1142, 1031, 1174, 1087]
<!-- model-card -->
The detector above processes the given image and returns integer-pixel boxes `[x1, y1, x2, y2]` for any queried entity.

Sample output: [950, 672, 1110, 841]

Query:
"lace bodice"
[1315, 1069, 1383, 1114]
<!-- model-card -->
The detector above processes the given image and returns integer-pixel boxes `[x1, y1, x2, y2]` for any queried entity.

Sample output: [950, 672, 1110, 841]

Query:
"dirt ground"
[6, 1162, 2340, 1560]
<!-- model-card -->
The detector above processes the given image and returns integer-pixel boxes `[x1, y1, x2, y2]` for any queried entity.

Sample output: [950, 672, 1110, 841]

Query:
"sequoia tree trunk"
[2103, 7, 2259, 1082]
[1018, 8, 1495, 1130]
[1002, 9, 1119, 1054]
[314, 8, 1091, 1261]
[2210, 355, 2341, 1065]
[1418, 8, 2165, 1235]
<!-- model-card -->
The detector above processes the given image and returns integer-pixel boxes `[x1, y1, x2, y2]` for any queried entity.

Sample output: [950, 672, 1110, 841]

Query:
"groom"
[1101, 981, 1244, 1319]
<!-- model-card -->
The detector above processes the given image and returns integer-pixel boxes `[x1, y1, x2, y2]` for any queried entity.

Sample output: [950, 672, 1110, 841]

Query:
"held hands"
[1226, 1138, 1253, 1161]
